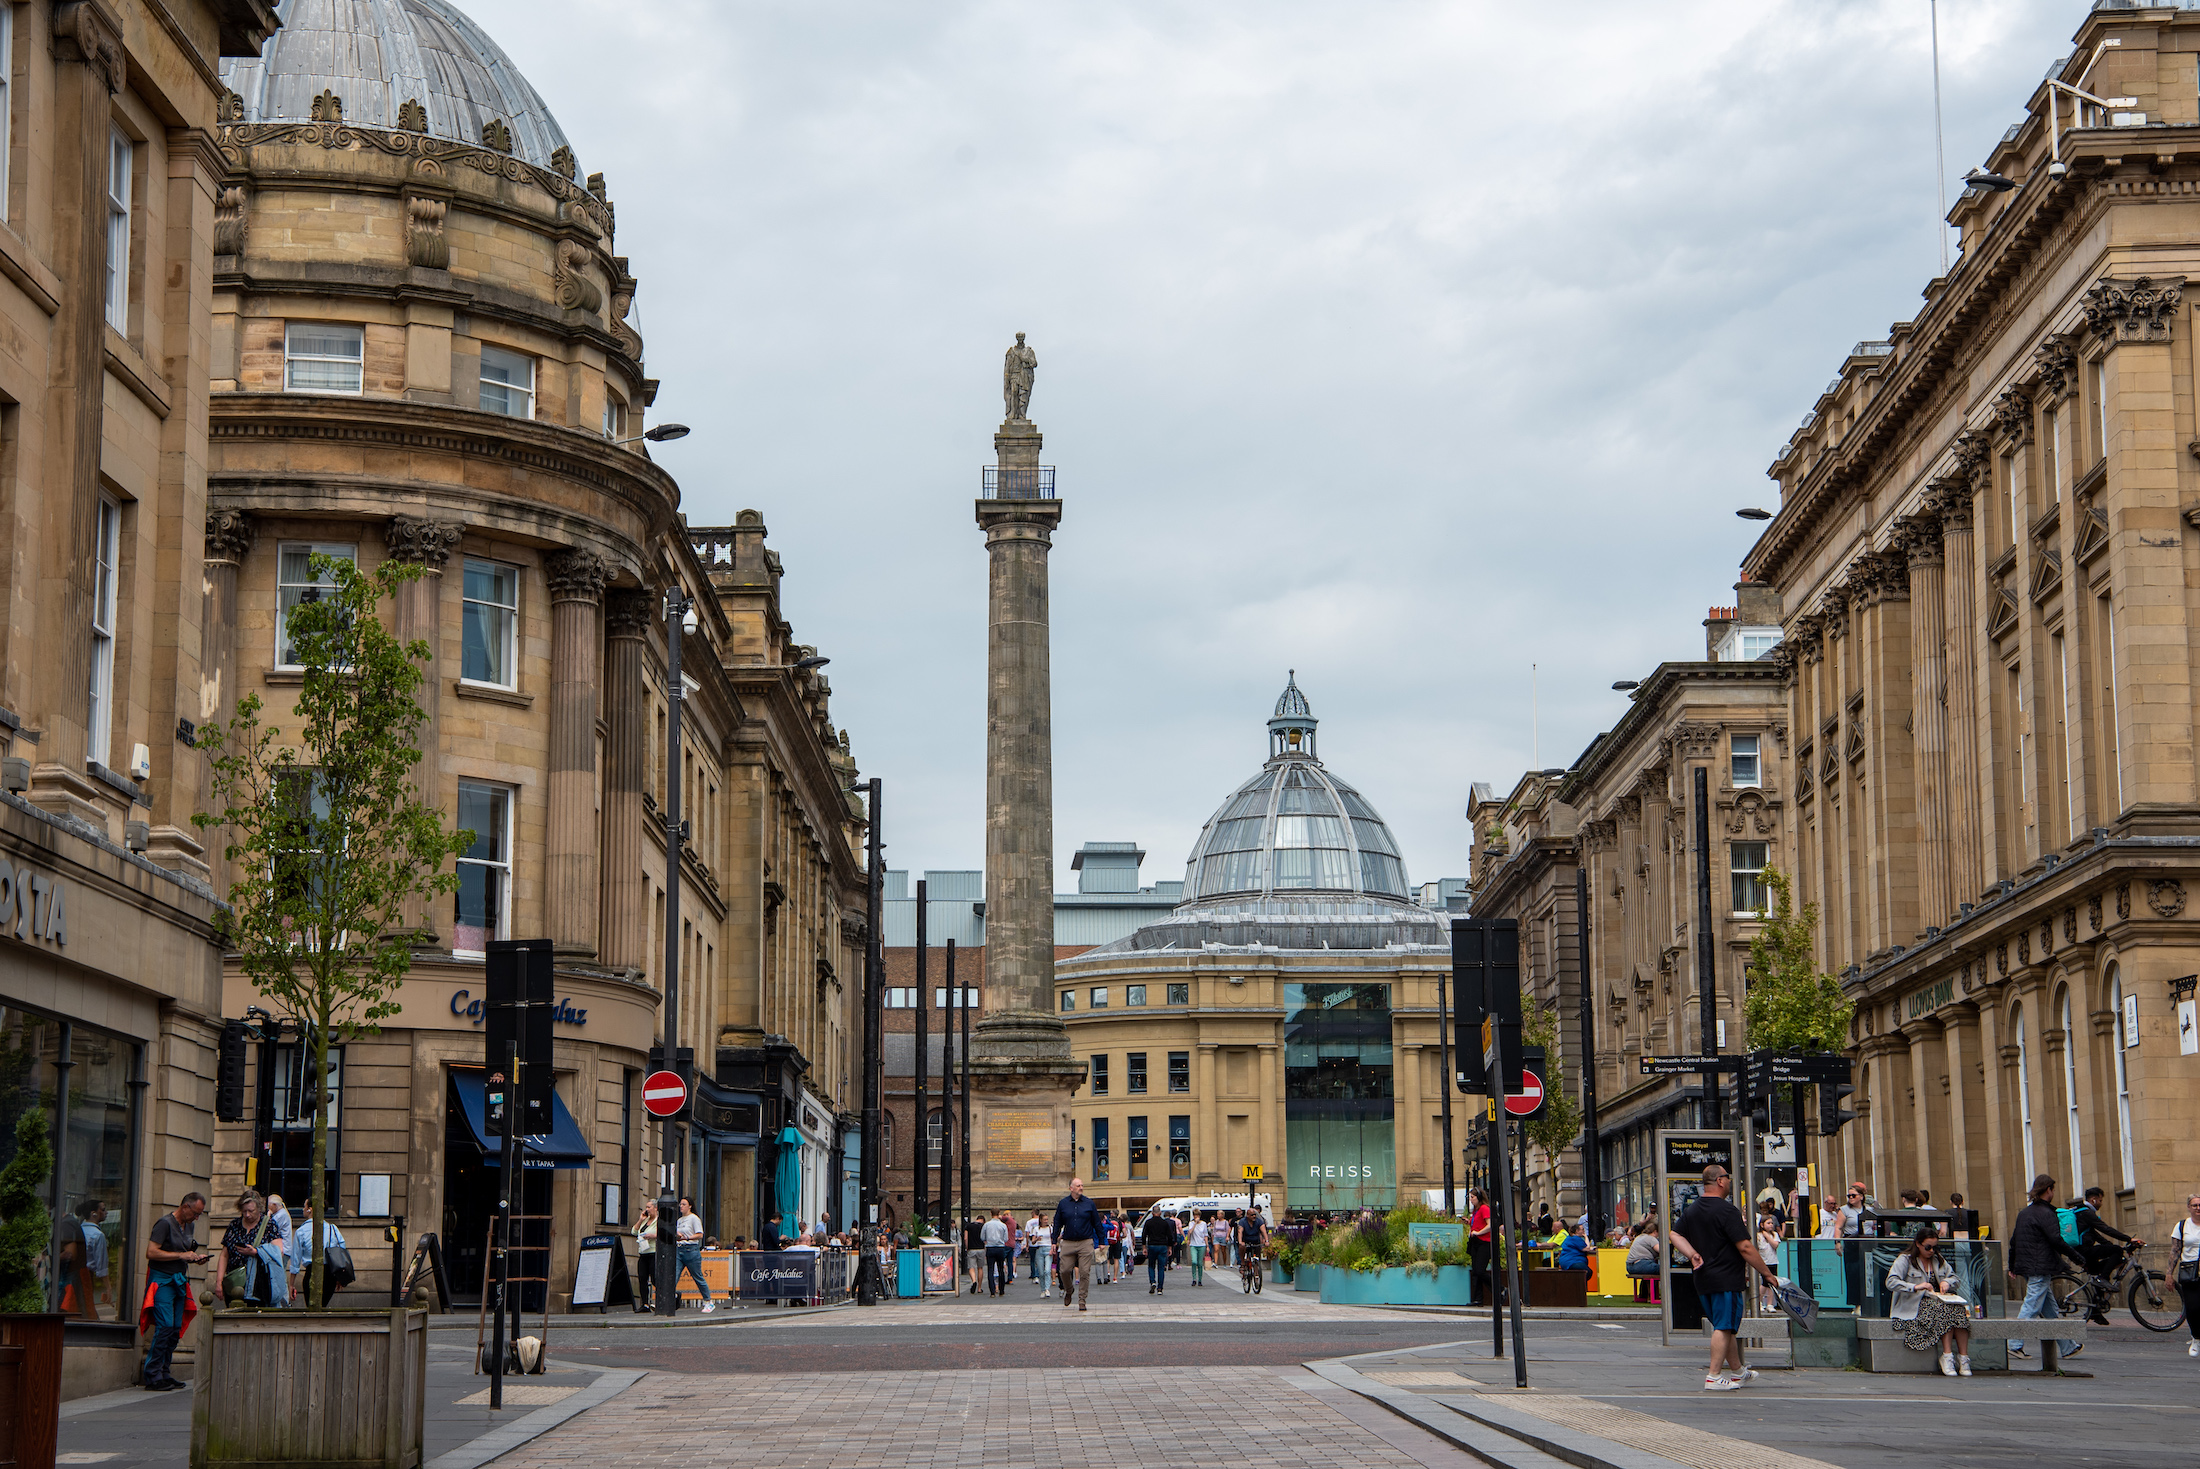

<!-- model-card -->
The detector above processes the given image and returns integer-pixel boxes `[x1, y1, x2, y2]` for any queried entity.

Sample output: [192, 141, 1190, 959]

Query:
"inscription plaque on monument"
[985, 1109, 1056, 1170]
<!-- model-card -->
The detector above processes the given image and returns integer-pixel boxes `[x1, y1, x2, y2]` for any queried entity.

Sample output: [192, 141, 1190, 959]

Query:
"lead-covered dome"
[220, 0, 573, 170]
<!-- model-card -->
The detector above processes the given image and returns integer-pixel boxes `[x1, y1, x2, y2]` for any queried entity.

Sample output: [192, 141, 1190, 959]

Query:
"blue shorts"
[1702, 1290, 1744, 1333]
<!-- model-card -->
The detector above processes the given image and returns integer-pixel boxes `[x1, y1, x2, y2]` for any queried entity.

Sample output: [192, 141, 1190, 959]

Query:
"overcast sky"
[469, 0, 2078, 892]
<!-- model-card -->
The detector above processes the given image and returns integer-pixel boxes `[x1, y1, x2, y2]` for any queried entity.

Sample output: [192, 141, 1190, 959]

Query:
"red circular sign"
[642, 1070, 688, 1118]
[1504, 1069, 1545, 1117]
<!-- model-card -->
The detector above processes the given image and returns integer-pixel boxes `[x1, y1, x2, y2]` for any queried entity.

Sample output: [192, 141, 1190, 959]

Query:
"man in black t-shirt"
[141, 1193, 210, 1390]
[2074, 1186, 2143, 1321]
[1671, 1165, 1780, 1392]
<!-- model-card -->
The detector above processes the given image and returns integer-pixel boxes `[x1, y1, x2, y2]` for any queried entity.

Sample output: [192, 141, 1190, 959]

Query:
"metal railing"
[981, 466, 1056, 501]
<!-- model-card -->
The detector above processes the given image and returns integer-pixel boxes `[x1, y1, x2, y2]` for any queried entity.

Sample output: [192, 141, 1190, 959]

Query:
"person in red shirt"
[1469, 1188, 1494, 1305]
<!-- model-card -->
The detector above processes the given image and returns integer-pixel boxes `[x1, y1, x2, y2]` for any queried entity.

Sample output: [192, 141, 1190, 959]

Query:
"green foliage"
[1273, 1240, 1302, 1275]
[191, 556, 472, 1308]
[1303, 1203, 1472, 1274]
[1742, 867, 1854, 1052]
[1520, 1000, 1587, 1160]
[0, 1107, 52, 1311]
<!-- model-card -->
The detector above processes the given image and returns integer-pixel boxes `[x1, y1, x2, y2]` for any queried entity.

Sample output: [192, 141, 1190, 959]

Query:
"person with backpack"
[1141, 1208, 1180, 1294]
[2170, 1193, 2200, 1358]
[2009, 1174, 2086, 1362]
[2071, 1186, 2144, 1317]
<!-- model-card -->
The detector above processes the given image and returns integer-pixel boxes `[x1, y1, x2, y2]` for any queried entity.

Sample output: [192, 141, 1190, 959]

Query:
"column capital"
[605, 588, 653, 639]
[385, 514, 461, 570]
[1897, 513, 1944, 568]
[2081, 274, 2184, 345]
[1924, 474, 1974, 532]
[545, 547, 612, 603]
[205, 508, 255, 565]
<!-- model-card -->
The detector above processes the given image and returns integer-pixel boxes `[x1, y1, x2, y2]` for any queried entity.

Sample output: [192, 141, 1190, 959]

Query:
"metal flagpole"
[915, 881, 929, 1232]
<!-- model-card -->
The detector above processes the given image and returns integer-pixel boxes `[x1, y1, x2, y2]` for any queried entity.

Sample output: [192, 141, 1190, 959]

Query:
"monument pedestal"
[966, 1011, 1084, 1213]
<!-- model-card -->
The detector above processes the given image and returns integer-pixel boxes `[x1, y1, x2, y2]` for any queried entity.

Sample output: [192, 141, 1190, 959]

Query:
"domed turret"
[221, 0, 574, 169]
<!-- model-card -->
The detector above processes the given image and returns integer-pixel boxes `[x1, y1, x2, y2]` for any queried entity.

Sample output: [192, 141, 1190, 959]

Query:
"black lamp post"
[853, 778, 885, 1305]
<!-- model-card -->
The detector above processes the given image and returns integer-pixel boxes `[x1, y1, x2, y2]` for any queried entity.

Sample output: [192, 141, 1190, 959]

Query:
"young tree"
[1742, 866, 1854, 1052]
[1520, 1000, 1586, 1183]
[193, 555, 471, 1307]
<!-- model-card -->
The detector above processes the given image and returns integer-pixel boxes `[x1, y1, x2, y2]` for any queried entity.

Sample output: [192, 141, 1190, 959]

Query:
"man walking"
[140, 1193, 210, 1390]
[1669, 1165, 1781, 1391]
[1141, 1209, 1180, 1295]
[1052, 1177, 1102, 1312]
[2010, 1174, 2087, 1361]
[982, 1209, 1014, 1296]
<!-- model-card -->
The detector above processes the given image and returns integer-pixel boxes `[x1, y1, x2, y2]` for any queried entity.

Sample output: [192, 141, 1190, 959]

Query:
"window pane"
[455, 783, 509, 952]
[1125, 985, 1146, 1007]
[1059, 990, 1075, 1012]
[1730, 842, 1768, 913]
[1166, 984, 1188, 1006]
[1127, 1053, 1147, 1093]
[1089, 988, 1108, 1009]
[460, 562, 518, 686]
[1167, 1052, 1189, 1093]
[480, 347, 534, 419]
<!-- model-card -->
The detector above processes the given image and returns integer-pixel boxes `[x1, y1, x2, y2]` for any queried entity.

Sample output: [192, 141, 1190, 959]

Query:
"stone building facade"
[0, 0, 281, 1398]
[1742, 6, 2200, 1244]
[198, 2, 867, 1302]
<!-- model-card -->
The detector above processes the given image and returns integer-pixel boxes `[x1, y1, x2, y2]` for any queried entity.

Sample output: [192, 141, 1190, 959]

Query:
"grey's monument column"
[970, 333, 1084, 1212]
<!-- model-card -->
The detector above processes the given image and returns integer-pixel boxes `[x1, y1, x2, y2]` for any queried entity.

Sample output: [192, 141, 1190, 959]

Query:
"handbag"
[2176, 1223, 2199, 1286]
[325, 1240, 357, 1291]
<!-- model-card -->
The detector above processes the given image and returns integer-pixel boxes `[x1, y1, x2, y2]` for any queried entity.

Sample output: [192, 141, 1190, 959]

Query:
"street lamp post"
[856, 777, 885, 1305]
[654, 587, 697, 1317]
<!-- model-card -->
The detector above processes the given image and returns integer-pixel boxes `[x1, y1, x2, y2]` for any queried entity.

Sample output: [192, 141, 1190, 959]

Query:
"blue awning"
[449, 1069, 593, 1170]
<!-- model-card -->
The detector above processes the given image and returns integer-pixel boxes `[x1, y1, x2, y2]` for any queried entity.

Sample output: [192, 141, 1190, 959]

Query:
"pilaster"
[546, 549, 608, 958]
[600, 590, 651, 973]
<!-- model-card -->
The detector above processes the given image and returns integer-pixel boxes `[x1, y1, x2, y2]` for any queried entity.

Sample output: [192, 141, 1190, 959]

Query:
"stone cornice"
[1557, 660, 1786, 806]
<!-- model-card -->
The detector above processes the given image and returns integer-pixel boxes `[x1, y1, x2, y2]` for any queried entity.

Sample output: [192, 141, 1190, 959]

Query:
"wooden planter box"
[1524, 1268, 1587, 1308]
[2, 1313, 65, 1469]
[190, 1307, 428, 1469]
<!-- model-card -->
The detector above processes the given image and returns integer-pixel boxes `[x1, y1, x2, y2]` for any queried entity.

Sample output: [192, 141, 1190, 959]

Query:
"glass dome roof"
[1180, 678, 1411, 903]
[221, 0, 574, 170]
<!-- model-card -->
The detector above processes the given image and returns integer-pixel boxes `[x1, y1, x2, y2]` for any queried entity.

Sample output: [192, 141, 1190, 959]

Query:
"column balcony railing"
[981, 467, 1056, 501]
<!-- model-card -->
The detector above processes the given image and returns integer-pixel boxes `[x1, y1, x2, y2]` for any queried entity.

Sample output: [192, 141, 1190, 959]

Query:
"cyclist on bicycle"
[1235, 1208, 1268, 1268]
[2074, 1186, 2145, 1321]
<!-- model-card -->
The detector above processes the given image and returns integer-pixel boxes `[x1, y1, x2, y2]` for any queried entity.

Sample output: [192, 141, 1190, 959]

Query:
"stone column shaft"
[600, 591, 652, 972]
[1935, 484, 1985, 906]
[547, 550, 608, 957]
[1905, 525, 1951, 929]
[386, 516, 458, 937]
[200, 511, 254, 898]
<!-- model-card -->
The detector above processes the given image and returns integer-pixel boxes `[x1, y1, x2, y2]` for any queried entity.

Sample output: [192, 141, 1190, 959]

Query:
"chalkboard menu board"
[571, 1232, 633, 1311]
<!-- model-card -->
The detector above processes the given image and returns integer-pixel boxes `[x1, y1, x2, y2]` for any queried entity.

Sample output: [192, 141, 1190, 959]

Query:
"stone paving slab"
[488, 1365, 1473, 1469]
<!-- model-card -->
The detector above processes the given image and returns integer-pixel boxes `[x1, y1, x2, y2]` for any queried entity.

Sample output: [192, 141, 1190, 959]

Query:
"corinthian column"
[546, 550, 609, 957]
[1902, 514, 1950, 931]
[1930, 461, 1985, 906]
[600, 590, 652, 972]
[386, 516, 460, 939]
[201, 510, 255, 896]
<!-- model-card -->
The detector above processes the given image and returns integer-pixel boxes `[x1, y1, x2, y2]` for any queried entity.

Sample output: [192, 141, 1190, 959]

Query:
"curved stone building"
[202, 0, 869, 1300]
[1056, 678, 1460, 1216]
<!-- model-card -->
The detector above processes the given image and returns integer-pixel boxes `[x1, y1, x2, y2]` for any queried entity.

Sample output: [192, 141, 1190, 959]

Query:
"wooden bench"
[1854, 1315, 2087, 1373]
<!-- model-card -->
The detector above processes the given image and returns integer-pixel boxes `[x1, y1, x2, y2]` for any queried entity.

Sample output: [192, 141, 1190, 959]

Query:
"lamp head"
[643, 423, 691, 443]
[1736, 508, 1773, 521]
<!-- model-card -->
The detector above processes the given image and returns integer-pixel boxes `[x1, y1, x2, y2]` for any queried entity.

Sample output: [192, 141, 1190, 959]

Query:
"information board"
[1654, 1130, 1737, 1346]
[1407, 1222, 1464, 1253]
[570, 1231, 633, 1310]
[920, 1244, 957, 1294]
[984, 1109, 1056, 1171]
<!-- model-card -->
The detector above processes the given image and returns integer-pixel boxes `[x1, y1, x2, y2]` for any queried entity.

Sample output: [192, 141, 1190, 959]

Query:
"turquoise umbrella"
[775, 1126, 804, 1233]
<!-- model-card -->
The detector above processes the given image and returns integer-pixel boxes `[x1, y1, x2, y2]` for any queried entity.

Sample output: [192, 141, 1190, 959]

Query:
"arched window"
[2014, 1004, 2036, 1182]
[2059, 986, 2083, 1196]
[2111, 967, 2134, 1189]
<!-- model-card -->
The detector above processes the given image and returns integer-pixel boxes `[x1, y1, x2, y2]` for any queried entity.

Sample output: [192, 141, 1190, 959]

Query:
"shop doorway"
[442, 1083, 551, 1310]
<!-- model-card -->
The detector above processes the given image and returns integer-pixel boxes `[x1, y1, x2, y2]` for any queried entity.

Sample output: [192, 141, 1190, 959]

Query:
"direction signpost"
[1242, 1163, 1263, 1225]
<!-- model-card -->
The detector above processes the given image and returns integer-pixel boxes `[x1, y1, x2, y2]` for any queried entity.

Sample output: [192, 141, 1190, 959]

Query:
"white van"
[1142, 1193, 1275, 1227]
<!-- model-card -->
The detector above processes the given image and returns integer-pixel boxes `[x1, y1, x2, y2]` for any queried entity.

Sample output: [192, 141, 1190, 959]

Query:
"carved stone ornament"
[2017, 932, 2030, 966]
[405, 195, 448, 269]
[550, 144, 577, 180]
[545, 548, 610, 603]
[205, 509, 255, 563]
[2116, 882, 2131, 921]
[1765, 641, 1797, 681]
[1991, 385, 2034, 445]
[2147, 878, 2187, 919]
[2038, 921, 2053, 958]
[384, 515, 461, 569]
[310, 89, 344, 124]
[397, 98, 429, 133]
[2063, 905, 2077, 944]
[556, 240, 604, 314]
[2087, 892, 2103, 932]
[1726, 789, 1776, 837]
[481, 118, 513, 155]
[1925, 473, 1974, 532]
[604, 588, 654, 638]
[55, 3, 127, 96]
[214, 185, 248, 256]
[218, 88, 246, 124]
[2032, 333, 2079, 398]
[1996, 943, 2008, 976]
[1899, 514, 1944, 568]
[217, 118, 616, 244]
[1820, 595, 1849, 642]
[1673, 722, 1720, 759]
[1954, 427, 1992, 483]
[2082, 275, 2183, 344]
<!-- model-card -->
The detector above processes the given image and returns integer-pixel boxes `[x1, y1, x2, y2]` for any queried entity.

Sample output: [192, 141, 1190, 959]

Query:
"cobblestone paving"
[749, 1272, 1429, 1328]
[1490, 1395, 1842, 1469]
[493, 1366, 1449, 1468]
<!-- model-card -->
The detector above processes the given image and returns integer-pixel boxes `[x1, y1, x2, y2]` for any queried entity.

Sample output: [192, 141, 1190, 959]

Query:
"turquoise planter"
[1295, 1263, 1322, 1293]
[1387, 1268, 1443, 1305]
[1270, 1260, 1295, 1286]
[1435, 1265, 1474, 1306]
[1319, 1267, 1377, 1305]
[1314, 1264, 1475, 1307]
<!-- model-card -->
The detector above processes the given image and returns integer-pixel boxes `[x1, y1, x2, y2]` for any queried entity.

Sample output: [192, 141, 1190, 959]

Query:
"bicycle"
[2050, 1238, 2184, 1332]
[1238, 1240, 1265, 1294]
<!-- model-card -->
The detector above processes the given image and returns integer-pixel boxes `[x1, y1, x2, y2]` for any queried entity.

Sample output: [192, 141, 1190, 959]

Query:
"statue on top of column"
[1003, 332, 1036, 422]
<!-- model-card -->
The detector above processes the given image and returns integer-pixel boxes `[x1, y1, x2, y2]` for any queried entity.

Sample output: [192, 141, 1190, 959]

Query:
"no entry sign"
[642, 1070, 688, 1118]
[1503, 1067, 1545, 1118]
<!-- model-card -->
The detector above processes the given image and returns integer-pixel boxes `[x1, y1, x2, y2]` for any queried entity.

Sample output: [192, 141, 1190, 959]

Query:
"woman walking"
[2170, 1192, 2200, 1358]
[1886, 1224, 1973, 1377]
[1468, 1188, 1494, 1306]
[632, 1201, 658, 1311]
[1188, 1214, 1210, 1286]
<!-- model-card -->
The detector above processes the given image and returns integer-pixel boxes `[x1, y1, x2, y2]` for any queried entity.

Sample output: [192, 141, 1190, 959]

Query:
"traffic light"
[1819, 1079, 1857, 1137]
[1449, 920, 1486, 1093]
[216, 1020, 249, 1122]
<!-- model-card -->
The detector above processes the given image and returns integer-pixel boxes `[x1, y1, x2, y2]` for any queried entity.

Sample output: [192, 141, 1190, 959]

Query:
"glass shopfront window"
[1283, 983, 1394, 1213]
[1, 1004, 140, 1320]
